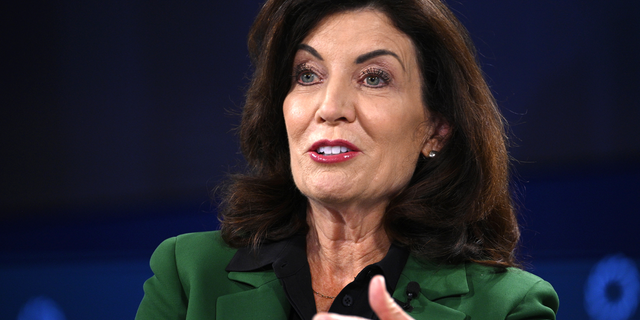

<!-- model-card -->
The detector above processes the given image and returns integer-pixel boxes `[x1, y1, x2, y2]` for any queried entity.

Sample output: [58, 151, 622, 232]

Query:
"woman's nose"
[315, 79, 356, 124]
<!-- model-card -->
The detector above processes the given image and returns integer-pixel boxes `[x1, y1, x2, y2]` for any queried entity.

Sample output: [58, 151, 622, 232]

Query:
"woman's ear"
[421, 119, 450, 157]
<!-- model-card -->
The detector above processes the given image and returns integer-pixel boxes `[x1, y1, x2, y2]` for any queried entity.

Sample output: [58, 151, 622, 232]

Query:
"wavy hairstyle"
[219, 0, 520, 268]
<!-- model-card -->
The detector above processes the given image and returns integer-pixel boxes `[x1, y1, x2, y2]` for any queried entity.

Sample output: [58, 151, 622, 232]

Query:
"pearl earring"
[428, 150, 437, 158]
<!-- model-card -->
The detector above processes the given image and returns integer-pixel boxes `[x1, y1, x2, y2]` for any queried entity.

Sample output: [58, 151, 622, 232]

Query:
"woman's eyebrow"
[296, 45, 404, 70]
[297, 44, 323, 61]
[355, 49, 405, 70]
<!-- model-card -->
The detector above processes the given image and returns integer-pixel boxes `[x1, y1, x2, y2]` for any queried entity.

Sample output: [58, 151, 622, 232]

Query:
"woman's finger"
[311, 275, 415, 320]
[369, 275, 414, 320]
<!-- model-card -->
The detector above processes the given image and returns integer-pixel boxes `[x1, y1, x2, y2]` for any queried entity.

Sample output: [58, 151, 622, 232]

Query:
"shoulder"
[401, 257, 558, 320]
[465, 263, 552, 295]
[168, 230, 237, 264]
[154, 230, 237, 268]
[136, 231, 240, 320]
[152, 231, 235, 263]
[150, 231, 238, 292]
[463, 263, 559, 319]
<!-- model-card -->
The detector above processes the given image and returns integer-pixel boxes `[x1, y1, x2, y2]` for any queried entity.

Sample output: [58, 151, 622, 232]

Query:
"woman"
[135, 0, 559, 319]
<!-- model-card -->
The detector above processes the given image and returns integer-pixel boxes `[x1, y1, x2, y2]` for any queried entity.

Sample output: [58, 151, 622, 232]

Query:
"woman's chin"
[304, 187, 355, 206]
[296, 174, 357, 200]
[303, 187, 390, 215]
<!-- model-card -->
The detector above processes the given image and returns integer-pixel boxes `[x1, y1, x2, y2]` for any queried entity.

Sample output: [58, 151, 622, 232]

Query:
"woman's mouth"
[316, 146, 352, 155]
[309, 140, 360, 163]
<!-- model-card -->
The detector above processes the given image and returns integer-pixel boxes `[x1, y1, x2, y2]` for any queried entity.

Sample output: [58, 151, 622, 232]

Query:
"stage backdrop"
[2, 0, 639, 319]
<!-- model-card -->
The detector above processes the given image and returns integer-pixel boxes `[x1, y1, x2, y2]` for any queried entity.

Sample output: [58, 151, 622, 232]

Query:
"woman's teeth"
[317, 146, 351, 155]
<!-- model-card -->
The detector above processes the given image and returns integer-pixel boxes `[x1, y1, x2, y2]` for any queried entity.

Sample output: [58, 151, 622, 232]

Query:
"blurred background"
[2, 0, 639, 319]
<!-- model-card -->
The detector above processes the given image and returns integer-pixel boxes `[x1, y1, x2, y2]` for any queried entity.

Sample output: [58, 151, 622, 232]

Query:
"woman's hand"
[313, 275, 415, 320]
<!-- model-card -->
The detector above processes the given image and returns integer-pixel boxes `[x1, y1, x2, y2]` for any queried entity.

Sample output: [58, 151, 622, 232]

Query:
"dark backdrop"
[2, 1, 639, 319]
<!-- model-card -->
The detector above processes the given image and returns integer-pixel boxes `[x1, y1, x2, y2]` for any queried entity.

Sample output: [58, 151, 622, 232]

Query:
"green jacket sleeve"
[506, 279, 559, 320]
[135, 237, 187, 320]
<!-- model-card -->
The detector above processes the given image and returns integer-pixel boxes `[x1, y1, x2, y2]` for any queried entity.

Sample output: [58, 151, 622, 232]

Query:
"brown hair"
[218, 0, 520, 268]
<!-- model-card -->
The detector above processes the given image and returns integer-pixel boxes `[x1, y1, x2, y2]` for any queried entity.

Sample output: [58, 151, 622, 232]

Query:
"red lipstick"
[308, 139, 360, 163]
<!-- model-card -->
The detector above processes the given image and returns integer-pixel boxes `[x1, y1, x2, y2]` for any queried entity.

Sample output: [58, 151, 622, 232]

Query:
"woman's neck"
[305, 201, 391, 311]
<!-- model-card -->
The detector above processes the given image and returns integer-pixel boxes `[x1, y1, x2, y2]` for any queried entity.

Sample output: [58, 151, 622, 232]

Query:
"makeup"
[308, 139, 360, 163]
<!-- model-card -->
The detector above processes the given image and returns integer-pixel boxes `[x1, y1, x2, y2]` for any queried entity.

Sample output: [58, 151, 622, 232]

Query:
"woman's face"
[284, 9, 434, 212]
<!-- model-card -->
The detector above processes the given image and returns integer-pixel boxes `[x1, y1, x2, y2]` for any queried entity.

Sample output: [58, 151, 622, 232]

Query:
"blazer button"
[342, 294, 353, 307]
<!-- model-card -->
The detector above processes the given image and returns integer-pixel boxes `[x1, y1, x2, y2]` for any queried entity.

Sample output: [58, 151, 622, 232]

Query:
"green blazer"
[135, 231, 558, 320]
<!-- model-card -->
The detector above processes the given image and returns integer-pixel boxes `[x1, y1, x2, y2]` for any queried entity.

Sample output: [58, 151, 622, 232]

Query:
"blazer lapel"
[393, 257, 469, 320]
[216, 270, 290, 319]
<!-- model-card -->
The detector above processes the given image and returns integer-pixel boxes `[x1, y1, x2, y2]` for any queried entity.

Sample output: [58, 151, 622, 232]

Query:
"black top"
[226, 234, 410, 320]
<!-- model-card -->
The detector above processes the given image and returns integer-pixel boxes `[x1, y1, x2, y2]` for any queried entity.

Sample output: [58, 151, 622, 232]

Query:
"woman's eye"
[365, 76, 381, 86]
[299, 72, 317, 84]
[361, 68, 390, 87]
